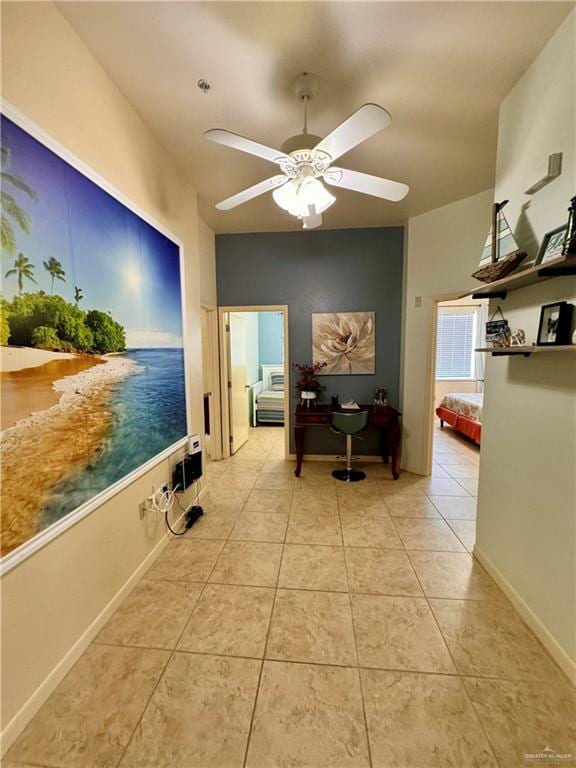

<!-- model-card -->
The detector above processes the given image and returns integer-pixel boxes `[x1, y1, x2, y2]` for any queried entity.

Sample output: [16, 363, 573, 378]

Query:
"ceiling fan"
[204, 72, 409, 230]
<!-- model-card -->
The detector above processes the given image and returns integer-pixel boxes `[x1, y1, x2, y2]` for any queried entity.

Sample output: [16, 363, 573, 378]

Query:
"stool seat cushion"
[331, 411, 368, 435]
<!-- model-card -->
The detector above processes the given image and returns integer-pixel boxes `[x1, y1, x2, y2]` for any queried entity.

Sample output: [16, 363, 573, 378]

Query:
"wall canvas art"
[312, 312, 375, 374]
[1, 113, 187, 559]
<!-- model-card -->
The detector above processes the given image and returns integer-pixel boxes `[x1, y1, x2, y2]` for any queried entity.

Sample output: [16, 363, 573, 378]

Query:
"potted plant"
[292, 361, 327, 406]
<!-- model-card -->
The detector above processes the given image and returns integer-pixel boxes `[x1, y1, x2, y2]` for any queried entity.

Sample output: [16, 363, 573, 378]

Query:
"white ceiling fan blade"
[302, 206, 322, 230]
[216, 176, 288, 211]
[323, 167, 409, 202]
[205, 129, 291, 166]
[314, 104, 391, 162]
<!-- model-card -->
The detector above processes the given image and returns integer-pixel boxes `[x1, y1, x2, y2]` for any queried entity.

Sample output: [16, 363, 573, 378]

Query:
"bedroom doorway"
[426, 295, 488, 552]
[218, 305, 289, 460]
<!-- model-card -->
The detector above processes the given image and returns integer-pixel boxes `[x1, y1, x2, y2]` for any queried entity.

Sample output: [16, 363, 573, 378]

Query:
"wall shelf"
[475, 345, 576, 358]
[467, 255, 576, 299]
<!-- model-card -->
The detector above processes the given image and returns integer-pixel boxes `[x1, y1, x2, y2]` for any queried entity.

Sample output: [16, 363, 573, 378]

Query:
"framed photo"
[537, 301, 573, 346]
[536, 225, 568, 265]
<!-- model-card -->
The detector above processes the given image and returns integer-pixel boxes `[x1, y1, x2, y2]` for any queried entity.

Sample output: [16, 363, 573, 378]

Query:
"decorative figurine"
[374, 387, 388, 407]
[510, 329, 526, 346]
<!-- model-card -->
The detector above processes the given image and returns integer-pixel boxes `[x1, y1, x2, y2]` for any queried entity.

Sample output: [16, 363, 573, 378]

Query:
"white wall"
[198, 217, 216, 307]
[476, 11, 576, 679]
[0, 2, 214, 749]
[402, 189, 493, 474]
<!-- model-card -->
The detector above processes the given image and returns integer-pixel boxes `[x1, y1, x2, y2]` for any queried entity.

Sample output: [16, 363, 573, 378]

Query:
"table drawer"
[295, 415, 330, 426]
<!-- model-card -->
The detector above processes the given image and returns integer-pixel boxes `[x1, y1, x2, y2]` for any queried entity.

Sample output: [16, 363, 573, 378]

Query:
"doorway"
[426, 295, 488, 553]
[219, 306, 289, 460]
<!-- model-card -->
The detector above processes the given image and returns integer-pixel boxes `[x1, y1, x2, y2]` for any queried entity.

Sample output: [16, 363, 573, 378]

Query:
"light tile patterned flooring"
[7, 426, 575, 768]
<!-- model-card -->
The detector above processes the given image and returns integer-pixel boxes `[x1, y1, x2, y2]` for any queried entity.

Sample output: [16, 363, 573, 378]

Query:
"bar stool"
[331, 411, 368, 482]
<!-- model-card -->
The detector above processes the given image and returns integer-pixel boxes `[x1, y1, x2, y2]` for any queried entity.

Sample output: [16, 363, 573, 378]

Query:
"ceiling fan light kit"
[273, 177, 336, 218]
[205, 72, 409, 229]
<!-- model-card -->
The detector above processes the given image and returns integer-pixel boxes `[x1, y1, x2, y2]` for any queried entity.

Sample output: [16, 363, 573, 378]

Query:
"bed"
[436, 392, 483, 445]
[252, 365, 285, 426]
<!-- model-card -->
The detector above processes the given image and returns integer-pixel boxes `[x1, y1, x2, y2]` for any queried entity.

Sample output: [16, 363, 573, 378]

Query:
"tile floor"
[6, 426, 575, 768]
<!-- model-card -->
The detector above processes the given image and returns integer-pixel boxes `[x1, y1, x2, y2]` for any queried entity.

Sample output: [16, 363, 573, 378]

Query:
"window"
[435, 308, 476, 380]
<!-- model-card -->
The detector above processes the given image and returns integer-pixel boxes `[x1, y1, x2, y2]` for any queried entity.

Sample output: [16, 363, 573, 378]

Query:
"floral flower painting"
[312, 312, 375, 375]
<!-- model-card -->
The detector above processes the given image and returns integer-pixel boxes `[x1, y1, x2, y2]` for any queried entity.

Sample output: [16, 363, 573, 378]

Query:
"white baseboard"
[288, 453, 386, 463]
[0, 486, 208, 756]
[474, 545, 576, 686]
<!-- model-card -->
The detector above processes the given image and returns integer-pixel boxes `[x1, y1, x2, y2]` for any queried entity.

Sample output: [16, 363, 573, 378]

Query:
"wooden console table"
[294, 404, 401, 479]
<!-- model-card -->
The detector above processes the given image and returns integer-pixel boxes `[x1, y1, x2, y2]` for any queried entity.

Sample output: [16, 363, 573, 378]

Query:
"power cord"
[149, 484, 189, 537]
[165, 475, 204, 534]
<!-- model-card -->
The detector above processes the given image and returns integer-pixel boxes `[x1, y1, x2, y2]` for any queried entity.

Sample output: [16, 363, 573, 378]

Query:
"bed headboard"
[261, 364, 285, 391]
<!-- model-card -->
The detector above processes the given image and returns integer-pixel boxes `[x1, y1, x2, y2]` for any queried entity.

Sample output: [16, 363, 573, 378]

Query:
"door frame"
[201, 303, 224, 461]
[218, 305, 290, 460]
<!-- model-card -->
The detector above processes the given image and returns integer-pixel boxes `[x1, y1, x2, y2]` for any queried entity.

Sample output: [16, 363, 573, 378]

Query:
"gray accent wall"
[216, 227, 404, 455]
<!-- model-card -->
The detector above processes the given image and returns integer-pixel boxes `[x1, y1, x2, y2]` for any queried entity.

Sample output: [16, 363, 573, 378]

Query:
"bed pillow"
[270, 373, 284, 391]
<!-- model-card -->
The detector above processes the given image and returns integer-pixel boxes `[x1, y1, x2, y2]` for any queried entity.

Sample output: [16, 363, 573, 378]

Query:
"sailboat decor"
[562, 196, 576, 257]
[472, 200, 527, 283]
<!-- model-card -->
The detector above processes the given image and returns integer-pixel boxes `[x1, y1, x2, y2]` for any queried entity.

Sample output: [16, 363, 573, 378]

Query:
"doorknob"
[245, 385, 251, 390]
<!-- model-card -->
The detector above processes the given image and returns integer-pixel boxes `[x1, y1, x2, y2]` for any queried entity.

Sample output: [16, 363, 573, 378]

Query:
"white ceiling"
[58, 1, 573, 233]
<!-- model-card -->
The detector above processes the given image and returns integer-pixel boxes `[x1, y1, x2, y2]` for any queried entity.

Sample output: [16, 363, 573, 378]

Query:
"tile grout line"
[397, 522, 502, 767]
[416, 440, 502, 768]
[240, 465, 294, 768]
[112, 643, 173, 768]
[93, 638, 528, 682]
[207, 434, 283, 768]
[338, 494, 374, 768]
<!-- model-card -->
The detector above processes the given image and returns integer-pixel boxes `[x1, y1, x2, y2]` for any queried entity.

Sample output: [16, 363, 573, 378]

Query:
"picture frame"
[536, 301, 573, 346]
[312, 311, 375, 375]
[535, 224, 568, 265]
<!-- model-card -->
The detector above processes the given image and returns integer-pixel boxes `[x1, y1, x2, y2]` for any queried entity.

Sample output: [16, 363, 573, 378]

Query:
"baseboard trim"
[288, 453, 386, 463]
[0, 486, 208, 756]
[474, 545, 576, 686]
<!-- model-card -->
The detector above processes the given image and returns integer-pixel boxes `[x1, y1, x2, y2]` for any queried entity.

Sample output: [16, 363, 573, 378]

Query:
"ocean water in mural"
[0, 114, 187, 557]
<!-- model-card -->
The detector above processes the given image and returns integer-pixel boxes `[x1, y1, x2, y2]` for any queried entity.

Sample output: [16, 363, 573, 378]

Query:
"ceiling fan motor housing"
[280, 133, 322, 154]
[278, 141, 332, 180]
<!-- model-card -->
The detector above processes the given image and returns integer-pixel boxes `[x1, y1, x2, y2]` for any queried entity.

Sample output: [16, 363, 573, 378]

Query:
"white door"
[228, 313, 250, 453]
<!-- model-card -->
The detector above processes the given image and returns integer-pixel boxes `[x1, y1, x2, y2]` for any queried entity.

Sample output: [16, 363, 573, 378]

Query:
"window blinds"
[435, 309, 475, 379]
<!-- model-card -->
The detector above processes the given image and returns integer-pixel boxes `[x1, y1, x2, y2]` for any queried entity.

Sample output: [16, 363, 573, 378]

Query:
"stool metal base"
[332, 468, 366, 483]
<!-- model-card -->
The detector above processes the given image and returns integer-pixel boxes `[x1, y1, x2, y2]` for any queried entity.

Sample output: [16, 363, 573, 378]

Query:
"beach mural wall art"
[0, 111, 188, 560]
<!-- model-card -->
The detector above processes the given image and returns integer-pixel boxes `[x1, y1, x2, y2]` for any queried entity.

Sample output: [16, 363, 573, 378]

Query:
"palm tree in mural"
[5, 253, 37, 294]
[43, 257, 66, 294]
[74, 286, 84, 306]
[1, 147, 38, 254]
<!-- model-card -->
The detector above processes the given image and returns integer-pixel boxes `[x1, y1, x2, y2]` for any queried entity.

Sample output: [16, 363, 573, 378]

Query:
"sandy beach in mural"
[1, 351, 141, 555]
[1, 346, 77, 372]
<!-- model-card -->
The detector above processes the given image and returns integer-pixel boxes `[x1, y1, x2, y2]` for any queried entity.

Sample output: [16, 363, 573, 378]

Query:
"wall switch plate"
[415, 296, 422, 308]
